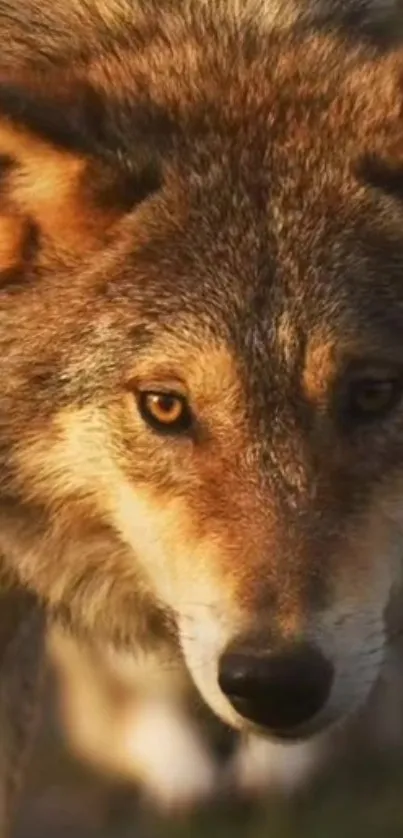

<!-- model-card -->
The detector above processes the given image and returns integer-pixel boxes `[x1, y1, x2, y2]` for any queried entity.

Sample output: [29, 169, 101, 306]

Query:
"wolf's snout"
[218, 641, 334, 736]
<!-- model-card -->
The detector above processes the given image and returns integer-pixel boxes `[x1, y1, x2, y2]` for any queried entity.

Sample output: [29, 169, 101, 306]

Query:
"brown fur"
[0, 588, 44, 835]
[0, 0, 402, 75]
[2, 0, 403, 831]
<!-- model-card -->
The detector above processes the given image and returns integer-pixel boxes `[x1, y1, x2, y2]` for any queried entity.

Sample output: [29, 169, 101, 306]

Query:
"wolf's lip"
[247, 710, 338, 743]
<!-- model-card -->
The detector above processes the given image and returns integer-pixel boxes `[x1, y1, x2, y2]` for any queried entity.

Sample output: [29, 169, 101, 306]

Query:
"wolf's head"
[2, 8, 403, 741]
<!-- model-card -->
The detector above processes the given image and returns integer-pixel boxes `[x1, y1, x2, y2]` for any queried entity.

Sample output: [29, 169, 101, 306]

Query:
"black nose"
[218, 641, 333, 734]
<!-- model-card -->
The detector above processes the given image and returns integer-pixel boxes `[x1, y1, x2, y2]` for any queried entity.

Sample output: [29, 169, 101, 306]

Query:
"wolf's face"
[2, 20, 403, 741]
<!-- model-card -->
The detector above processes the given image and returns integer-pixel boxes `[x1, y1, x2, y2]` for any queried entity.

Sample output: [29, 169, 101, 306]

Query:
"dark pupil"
[156, 395, 176, 413]
[356, 380, 390, 408]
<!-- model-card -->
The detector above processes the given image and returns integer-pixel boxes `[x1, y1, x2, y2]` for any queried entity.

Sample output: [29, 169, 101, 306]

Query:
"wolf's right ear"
[0, 72, 163, 276]
[0, 117, 114, 261]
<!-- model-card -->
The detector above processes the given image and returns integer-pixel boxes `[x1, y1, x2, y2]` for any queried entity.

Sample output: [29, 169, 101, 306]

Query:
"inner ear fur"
[0, 116, 124, 269]
[0, 69, 163, 275]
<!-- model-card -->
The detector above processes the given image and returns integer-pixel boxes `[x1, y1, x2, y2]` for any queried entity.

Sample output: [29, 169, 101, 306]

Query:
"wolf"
[46, 630, 329, 811]
[1, 0, 403, 830]
[47, 591, 403, 813]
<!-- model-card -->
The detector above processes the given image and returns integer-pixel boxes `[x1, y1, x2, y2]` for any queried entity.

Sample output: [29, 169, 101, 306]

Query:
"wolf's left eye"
[341, 375, 403, 424]
[138, 391, 193, 434]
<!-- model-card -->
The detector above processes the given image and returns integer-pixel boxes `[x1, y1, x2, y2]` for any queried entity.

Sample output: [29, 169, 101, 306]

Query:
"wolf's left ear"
[0, 72, 162, 274]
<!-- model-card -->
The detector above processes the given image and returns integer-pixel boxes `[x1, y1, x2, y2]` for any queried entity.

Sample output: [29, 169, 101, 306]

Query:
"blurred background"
[10, 606, 403, 838]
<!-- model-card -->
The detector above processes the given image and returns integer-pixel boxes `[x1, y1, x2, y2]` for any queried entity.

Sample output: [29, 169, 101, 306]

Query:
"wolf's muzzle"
[218, 639, 334, 736]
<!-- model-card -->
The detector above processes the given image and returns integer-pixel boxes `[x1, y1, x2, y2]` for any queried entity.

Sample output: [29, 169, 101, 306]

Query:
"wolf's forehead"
[128, 303, 307, 396]
[126, 276, 403, 399]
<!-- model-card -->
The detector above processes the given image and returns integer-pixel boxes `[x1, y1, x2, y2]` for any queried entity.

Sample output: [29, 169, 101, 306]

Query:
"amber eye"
[138, 391, 192, 434]
[343, 376, 403, 424]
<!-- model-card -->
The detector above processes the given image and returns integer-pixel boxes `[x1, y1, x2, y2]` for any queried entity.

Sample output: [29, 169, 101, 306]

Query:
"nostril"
[218, 642, 334, 734]
[218, 654, 258, 700]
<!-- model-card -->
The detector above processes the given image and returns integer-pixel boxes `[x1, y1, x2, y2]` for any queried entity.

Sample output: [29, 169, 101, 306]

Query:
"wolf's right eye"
[137, 391, 193, 435]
